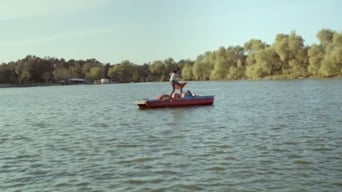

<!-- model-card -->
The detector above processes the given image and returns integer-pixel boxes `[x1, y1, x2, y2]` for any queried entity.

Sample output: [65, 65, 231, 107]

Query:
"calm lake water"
[1, 80, 341, 192]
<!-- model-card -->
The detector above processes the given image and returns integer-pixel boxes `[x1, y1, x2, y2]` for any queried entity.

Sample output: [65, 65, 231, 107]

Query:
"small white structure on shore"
[100, 78, 110, 84]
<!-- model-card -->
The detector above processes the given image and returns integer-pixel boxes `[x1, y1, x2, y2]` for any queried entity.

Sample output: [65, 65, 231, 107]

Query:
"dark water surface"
[1, 80, 341, 192]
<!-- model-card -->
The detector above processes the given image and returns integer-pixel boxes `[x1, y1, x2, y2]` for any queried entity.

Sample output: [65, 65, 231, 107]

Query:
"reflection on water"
[0, 80, 342, 191]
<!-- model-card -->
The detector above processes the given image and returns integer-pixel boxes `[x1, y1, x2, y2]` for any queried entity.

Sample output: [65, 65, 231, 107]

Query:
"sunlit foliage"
[0, 28, 341, 84]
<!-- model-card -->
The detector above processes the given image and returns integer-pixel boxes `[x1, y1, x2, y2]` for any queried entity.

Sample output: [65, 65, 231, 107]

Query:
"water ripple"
[1, 80, 342, 191]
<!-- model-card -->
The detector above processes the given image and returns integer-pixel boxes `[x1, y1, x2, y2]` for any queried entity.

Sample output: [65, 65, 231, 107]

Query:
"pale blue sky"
[0, 0, 341, 64]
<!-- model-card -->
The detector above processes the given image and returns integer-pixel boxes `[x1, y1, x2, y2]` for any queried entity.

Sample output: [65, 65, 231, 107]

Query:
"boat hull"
[135, 95, 214, 109]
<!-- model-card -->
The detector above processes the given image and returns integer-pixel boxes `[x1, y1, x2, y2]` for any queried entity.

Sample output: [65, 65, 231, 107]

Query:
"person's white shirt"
[169, 72, 178, 81]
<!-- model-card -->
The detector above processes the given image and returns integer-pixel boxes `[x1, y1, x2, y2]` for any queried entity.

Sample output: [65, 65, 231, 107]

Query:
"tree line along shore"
[0, 28, 341, 86]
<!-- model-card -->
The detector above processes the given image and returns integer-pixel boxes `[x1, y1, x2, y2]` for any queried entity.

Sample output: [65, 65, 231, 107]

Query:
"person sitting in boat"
[169, 68, 183, 97]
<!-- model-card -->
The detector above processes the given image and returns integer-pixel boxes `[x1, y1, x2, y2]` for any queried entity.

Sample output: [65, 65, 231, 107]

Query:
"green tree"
[308, 44, 324, 76]
[227, 60, 245, 79]
[193, 52, 213, 80]
[244, 39, 267, 54]
[317, 28, 334, 47]
[82, 59, 103, 75]
[255, 47, 281, 77]
[42, 71, 51, 83]
[85, 66, 102, 81]
[149, 60, 166, 81]
[244, 39, 269, 79]
[210, 47, 229, 80]
[15, 62, 31, 83]
[136, 63, 151, 82]
[319, 31, 342, 77]
[225, 46, 246, 79]
[0, 63, 17, 83]
[181, 63, 194, 80]
[1, 28, 342, 83]
[108, 60, 137, 82]
[319, 47, 342, 77]
[53, 67, 72, 81]
[273, 31, 308, 78]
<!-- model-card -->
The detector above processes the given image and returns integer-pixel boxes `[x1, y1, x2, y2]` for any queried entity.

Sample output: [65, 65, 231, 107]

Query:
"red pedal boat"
[135, 83, 214, 109]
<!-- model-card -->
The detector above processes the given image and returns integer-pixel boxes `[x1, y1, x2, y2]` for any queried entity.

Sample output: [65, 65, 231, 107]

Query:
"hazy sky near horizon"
[0, 0, 341, 64]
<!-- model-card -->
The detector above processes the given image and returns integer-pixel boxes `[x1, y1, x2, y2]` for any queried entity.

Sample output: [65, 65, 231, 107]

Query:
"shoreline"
[1, 76, 341, 88]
